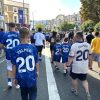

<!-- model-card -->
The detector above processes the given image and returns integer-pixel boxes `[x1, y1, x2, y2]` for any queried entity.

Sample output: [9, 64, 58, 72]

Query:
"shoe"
[7, 82, 12, 90]
[8, 82, 12, 87]
[63, 69, 68, 76]
[55, 66, 59, 70]
[71, 88, 79, 96]
[39, 57, 42, 61]
[16, 85, 20, 89]
[51, 61, 53, 64]
[86, 93, 91, 100]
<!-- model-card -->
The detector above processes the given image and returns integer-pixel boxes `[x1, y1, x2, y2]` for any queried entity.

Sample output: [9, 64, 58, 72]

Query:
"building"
[65, 13, 81, 26]
[0, 0, 4, 28]
[4, 0, 29, 26]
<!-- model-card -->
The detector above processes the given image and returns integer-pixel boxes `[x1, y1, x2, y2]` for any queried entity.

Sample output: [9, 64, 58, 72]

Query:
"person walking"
[34, 28, 45, 61]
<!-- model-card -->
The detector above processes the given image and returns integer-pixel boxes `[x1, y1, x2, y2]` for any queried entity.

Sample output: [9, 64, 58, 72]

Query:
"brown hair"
[19, 27, 30, 39]
[8, 22, 16, 28]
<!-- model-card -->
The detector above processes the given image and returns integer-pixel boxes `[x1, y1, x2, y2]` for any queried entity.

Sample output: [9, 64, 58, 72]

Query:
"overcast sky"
[13, 0, 81, 20]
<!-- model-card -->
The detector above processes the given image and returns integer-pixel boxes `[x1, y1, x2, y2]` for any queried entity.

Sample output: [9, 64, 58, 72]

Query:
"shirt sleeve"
[42, 34, 45, 40]
[69, 44, 75, 57]
[34, 33, 36, 39]
[0, 34, 6, 45]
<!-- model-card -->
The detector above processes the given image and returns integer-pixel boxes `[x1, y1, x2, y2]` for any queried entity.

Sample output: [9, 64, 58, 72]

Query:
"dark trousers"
[20, 85, 37, 100]
[36, 46, 43, 57]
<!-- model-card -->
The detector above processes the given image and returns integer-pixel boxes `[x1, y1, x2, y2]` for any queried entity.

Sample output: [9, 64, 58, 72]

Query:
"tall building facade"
[0, 0, 4, 28]
[4, 0, 29, 25]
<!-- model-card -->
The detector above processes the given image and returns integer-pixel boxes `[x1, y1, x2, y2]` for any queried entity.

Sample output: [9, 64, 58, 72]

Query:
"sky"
[13, 0, 81, 20]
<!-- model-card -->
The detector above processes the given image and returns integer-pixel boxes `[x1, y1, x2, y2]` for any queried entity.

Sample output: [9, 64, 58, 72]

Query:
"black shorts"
[70, 71, 87, 81]
[36, 46, 43, 52]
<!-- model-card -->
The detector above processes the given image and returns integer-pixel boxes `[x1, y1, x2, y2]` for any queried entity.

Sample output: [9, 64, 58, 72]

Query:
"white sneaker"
[8, 82, 12, 87]
[16, 85, 20, 89]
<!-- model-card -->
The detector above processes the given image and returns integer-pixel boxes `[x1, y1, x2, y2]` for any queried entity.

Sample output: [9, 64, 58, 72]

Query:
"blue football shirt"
[11, 44, 39, 87]
[0, 31, 20, 60]
[61, 43, 71, 63]
[53, 43, 61, 62]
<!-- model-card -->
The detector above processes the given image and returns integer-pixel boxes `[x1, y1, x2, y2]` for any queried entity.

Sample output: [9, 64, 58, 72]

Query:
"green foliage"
[80, 0, 100, 23]
[35, 23, 45, 31]
[60, 22, 75, 31]
[81, 20, 95, 32]
[94, 22, 100, 32]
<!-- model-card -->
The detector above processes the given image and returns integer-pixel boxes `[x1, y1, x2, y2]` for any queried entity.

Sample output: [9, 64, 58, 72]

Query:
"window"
[13, 7, 18, 13]
[13, 15, 18, 23]
[8, 6, 13, 11]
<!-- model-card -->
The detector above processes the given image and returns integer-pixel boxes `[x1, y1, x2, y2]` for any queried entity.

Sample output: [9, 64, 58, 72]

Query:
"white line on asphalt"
[0, 59, 5, 63]
[45, 51, 61, 100]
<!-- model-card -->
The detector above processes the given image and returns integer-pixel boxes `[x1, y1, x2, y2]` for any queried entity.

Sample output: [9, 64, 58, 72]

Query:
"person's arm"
[0, 43, 4, 48]
[66, 45, 75, 66]
[88, 44, 93, 70]
[12, 65, 17, 85]
[36, 63, 39, 77]
[42, 34, 45, 48]
[67, 57, 74, 66]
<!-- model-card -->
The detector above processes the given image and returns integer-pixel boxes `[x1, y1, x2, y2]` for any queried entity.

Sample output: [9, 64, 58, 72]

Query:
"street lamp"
[23, 0, 25, 24]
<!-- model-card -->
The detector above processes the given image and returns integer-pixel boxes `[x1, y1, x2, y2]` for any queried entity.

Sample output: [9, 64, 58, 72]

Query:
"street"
[0, 47, 100, 100]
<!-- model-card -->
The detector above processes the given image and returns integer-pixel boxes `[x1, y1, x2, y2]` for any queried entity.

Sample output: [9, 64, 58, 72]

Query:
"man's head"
[95, 32, 100, 37]
[64, 38, 68, 42]
[19, 27, 30, 42]
[8, 22, 16, 31]
[74, 32, 83, 41]
[56, 38, 60, 43]
[38, 28, 42, 32]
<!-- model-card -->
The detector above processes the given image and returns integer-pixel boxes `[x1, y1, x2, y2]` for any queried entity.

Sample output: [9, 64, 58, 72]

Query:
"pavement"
[0, 47, 100, 100]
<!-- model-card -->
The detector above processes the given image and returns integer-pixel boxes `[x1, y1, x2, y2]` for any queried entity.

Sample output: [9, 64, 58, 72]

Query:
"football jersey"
[69, 42, 91, 74]
[11, 44, 38, 87]
[91, 37, 100, 54]
[34, 32, 45, 46]
[0, 31, 20, 60]
[61, 43, 71, 63]
[53, 43, 61, 56]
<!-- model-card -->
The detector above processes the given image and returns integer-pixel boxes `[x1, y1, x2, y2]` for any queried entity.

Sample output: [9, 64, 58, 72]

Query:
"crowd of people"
[0, 23, 100, 100]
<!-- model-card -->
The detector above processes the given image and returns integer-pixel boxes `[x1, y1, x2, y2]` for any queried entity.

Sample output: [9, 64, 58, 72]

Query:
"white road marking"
[0, 59, 5, 63]
[45, 49, 61, 100]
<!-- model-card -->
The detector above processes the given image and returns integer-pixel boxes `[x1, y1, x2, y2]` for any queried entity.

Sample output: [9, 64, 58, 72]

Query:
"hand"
[36, 71, 39, 78]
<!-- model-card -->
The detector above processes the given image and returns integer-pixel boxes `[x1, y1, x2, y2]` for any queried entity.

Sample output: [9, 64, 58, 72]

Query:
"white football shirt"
[34, 32, 45, 46]
[69, 42, 91, 74]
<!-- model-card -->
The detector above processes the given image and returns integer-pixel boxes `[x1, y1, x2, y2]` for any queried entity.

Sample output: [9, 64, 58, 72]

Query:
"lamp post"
[23, 0, 25, 25]
[32, 12, 34, 29]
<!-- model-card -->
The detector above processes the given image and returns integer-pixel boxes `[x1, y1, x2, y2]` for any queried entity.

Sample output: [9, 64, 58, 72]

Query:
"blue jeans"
[20, 85, 37, 100]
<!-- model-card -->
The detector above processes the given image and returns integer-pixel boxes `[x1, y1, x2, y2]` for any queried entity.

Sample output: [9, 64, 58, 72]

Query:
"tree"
[60, 22, 75, 31]
[35, 23, 45, 31]
[94, 22, 100, 32]
[80, 0, 100, 23]
[81, 20, 95, 32]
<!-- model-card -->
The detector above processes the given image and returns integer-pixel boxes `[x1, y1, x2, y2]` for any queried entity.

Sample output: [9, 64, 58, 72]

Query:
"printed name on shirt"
[8, 34, 18, 37]
[17, 48, 32, 54]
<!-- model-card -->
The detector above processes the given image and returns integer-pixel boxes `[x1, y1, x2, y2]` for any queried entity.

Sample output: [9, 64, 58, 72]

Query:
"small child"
[61, 38, 71, 75]
[11, 27, 39, 100]
[52, 38, 61, 70]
